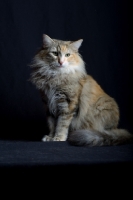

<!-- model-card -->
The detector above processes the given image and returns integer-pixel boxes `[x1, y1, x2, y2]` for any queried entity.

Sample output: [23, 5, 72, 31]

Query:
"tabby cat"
[30, 34, 133, 146]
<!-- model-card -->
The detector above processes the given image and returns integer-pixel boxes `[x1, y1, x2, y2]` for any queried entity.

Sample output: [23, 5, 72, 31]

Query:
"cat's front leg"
[42, 135, 53, 141]
[52, 113, 73, 141]
[52, 96, 78, 141]
[42, 116, 55, 141]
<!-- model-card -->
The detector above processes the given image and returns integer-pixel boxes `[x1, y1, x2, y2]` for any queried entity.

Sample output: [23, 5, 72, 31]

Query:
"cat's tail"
[68, 129, 133, 147]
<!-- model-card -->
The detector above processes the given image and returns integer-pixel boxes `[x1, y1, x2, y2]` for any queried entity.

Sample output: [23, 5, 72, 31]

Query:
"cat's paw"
[52, 136, 66, 141]
[42, 135, 53, 141]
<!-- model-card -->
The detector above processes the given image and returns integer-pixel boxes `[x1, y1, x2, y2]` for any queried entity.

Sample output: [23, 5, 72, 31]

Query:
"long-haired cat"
[30, 34, 133, 146]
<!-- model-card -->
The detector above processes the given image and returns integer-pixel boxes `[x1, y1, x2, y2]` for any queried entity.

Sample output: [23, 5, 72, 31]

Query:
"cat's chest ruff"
[45, 81, 79, 116]
[45, 88, 68, 116]
[43, 72, 85, 116]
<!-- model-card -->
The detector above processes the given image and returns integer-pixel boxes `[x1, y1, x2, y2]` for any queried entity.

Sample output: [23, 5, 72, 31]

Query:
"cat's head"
[35, 34, 85, 74]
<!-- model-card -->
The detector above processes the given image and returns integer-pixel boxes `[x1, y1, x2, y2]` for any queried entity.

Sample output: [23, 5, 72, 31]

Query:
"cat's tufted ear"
[43, 34, 55, 47]
[70, 39, 83, 50]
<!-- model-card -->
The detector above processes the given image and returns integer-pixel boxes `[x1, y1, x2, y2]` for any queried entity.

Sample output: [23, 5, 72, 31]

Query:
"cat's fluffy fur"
[30, 34, 133, 146]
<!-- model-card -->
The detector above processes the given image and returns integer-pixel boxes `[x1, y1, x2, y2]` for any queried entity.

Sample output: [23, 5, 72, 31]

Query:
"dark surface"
[0, 140, 133, 195]
[0, 140, 133, 166]
[0, 0, 132, 192]
[0, 140, 133, 175]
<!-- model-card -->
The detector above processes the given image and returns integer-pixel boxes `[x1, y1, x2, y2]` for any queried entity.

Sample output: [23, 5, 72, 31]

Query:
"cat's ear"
[70, 39, 83, 50]
[43, 34, 55, 47]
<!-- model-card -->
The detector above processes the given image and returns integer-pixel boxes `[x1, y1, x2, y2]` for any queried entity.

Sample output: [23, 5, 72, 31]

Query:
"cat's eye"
[65, 53, 70, 57]
[52, 52, 58, 56]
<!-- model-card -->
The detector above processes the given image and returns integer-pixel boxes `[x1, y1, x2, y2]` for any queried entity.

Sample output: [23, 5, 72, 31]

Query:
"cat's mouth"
[57, 64, 64, 68]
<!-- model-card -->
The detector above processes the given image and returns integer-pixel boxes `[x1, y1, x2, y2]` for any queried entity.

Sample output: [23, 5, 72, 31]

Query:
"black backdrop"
[0, 0, 132, 141]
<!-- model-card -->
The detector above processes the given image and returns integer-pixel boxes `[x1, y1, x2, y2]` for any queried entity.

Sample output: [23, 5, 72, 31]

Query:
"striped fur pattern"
[30, 34, 133, 146]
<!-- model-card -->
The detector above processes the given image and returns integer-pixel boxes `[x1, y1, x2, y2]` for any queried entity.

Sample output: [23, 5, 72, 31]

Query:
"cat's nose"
[58, 59, 64, 65]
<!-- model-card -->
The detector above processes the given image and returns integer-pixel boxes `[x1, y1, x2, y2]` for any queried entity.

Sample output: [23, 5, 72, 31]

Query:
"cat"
[30, 34, 133, 146]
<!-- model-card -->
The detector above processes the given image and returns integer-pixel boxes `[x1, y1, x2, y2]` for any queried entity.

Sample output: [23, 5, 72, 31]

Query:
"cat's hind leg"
[93, 96, 119, 131]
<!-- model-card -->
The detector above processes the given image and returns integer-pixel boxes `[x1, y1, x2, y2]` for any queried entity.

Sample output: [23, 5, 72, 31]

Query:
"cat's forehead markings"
[59, 45, 67, 52]
[57, 44, 61, 51]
